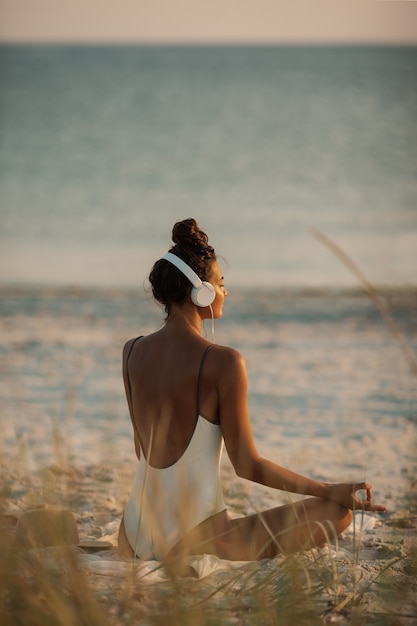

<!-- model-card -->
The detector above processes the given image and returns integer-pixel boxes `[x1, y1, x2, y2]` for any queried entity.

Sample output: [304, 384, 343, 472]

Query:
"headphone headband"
[161, 252, 215, 307]
[162, 253, 202, 288]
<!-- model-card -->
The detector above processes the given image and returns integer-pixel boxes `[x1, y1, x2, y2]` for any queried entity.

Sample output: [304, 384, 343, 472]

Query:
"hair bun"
[172, 218, 209, 249]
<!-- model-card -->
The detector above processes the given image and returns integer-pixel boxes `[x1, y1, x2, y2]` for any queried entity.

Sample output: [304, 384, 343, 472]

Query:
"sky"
[1, 0, 417, 44]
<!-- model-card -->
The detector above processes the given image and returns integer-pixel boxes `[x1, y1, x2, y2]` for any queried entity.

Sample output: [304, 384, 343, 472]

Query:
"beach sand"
[1, 287, 416, 624]
[1, 444, 416, 625]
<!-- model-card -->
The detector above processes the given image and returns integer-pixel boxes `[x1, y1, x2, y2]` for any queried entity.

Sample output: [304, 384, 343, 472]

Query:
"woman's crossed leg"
[169, 498, 352, 562]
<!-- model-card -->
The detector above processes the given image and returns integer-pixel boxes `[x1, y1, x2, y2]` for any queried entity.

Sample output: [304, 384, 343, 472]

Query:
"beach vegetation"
[1, 245, 415, 625]
[0, 452, 415, 626]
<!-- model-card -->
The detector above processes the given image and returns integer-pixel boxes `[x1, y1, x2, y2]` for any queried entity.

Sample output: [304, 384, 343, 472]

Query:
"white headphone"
[161, 252, 215, 307]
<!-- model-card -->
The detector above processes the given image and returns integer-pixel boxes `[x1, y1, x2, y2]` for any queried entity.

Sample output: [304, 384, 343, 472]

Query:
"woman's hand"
[326, 482, 387, 512]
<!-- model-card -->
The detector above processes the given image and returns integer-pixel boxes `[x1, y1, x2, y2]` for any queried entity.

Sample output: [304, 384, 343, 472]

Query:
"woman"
[118, 218, 386, 562]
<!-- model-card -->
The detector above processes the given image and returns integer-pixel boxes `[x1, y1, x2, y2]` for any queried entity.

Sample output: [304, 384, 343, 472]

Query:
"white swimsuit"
[123, 343, 226, 560]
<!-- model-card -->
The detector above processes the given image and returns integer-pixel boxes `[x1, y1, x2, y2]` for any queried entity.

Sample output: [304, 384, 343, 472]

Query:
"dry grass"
[1, 239, 416, 625]
[0, 456, 415, 626]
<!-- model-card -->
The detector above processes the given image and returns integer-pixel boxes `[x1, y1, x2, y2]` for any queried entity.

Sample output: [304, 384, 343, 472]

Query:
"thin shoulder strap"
[196, 344, 213, 417]
[125, 336, 143, 410]
[124, 336, 145, 457]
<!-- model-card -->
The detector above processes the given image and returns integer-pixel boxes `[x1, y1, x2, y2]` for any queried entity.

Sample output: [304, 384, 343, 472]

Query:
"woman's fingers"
[351, 483, 387, 512]
[351, 483, 370, 505]
[368, 503, 387, 512]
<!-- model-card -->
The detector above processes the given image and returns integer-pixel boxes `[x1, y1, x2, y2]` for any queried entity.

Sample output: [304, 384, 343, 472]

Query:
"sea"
[1, 44, 416, 288]
[0, 45, 416, 508]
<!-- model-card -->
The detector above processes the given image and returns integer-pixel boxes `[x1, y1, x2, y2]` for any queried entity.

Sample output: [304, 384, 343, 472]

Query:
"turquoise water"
[1, 45, 416, 288]
[1, 47, 416, 513]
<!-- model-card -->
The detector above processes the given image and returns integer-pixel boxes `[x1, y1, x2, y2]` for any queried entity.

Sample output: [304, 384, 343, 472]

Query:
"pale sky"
[1, 0, 417, 44]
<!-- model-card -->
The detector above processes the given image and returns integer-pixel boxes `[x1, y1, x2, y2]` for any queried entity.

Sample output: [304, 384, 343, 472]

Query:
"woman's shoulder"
[123, 335, 144, 350]
[209, 343, 246, 372]
[122, 335, 145, 363]
[207, 344, 248, 394]
[210, 342, 242, 357]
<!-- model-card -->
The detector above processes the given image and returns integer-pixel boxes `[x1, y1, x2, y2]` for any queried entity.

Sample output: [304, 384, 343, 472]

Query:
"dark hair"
[149, 218, 216, 315]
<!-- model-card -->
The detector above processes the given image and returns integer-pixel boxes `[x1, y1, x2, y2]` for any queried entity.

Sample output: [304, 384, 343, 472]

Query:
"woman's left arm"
[216, 348, 386, 512]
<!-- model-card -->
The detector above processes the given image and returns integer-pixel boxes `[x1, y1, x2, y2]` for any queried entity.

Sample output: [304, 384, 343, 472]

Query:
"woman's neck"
[165, 304, 203, 336]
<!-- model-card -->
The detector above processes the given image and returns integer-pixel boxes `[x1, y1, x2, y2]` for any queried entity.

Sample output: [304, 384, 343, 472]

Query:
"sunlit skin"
[118, 259, 386, 561]
[203, 260, 228, 319]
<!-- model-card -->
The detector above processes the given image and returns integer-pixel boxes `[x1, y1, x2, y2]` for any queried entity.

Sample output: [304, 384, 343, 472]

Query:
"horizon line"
[1, 38, 417, 47]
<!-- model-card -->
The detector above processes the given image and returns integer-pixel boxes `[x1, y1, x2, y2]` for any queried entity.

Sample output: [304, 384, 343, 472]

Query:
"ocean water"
[0, 46, 416, 510]
[0, 45, 416, 288]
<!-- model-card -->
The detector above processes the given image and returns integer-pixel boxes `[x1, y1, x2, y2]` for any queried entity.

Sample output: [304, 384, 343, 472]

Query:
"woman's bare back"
[123, 328, 221, 468]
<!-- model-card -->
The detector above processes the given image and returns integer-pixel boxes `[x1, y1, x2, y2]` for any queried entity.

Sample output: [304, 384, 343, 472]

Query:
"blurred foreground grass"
[0, 454, 416, 626]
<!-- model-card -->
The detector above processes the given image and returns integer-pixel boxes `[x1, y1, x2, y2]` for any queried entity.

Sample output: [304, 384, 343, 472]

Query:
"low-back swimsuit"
[123, 340, 226, 560]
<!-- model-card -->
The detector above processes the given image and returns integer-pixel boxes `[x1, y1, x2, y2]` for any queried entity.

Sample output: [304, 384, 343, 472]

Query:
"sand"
[1, 287, 416, 623]
[1, 449, 416, 625]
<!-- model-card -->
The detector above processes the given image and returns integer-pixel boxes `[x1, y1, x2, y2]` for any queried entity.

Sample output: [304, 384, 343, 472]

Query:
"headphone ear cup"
[191, 281, 215, 307]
